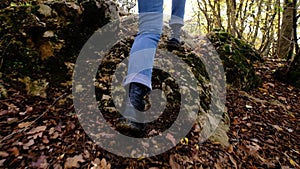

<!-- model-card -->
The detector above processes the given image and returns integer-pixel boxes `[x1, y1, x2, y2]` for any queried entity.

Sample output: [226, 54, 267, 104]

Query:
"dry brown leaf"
[228, 154, 238, 169]
[232, 118, 239, 125]
[0, 159, 6, 167]
[64, 154, 85, 168]
[29, 132, 43, 139]
[0, 151, 9, 157]
[271, 124, 283, 131]
[42, 135, 49, 144]
[100, 158, 111, 169]
[214, 163, 222, 169]
[228, 144, 234, 153]
[50, 132, 59, 139]
[91, 158, 101, 169]
[91, 158, 111, 169]
[23, 139, 35, 149]
[27, 126, 47, 135]
[278, 96, 286, 102]
[18, 121, 32, 128]
[0, 110, 8, 116]
[8, 147, 19, 157]
[169, 155, 181, 169]
[166, 133, 176, 146]
[49, 127, 55, 135]
[7, 118, 18, 124]
[31, 155, 49, 168]
[53, 163, 63, 169]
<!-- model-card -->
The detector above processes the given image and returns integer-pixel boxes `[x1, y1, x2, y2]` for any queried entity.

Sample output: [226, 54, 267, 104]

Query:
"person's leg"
[119, 0, 163, 131]
[168, 0, 186, 50]
[124, 0, 163, 89]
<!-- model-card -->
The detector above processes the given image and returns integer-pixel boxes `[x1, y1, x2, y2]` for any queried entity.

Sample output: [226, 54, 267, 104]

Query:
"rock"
[0, 0, 119, 92]
[207, 30, 262, 91]
[38, 4, 52, 17]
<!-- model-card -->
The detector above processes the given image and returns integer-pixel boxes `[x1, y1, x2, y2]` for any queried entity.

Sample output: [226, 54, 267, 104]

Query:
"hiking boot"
[116, 82, 150, 133]
[117, 100, 145, 132]
[128, 82, 150, 111]
[167, 38, 183, 51]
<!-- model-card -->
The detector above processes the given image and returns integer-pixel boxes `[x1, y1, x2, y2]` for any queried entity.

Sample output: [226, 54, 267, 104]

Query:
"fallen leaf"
[214, 163, 222, 169]
[0, 110, 8, 116]
[148, 129, 159, 136]
[42, 136, 49, 144]
[31, 155, 49, 168]
[245, 105, 253, 109]
[271, 125, 283, 131]
[83, 150, 90, 159]
[228, 144, 233, 153]
[64, 154, 85, 168]
[289, 159, 296, 167]
[166, 133, 176, 146]
[169, 155, 181, 169]
[241, 128, 248, 132]
[18, 121, 32, 128]
[100, 158, 111, 169]
[7, 118, 18, 124]
[28, 132, 43, 139]
[53, 163, 63, 169]
[232, 118, 239, 125]
[141, 141, 150, 148]
[0, 159, 5, 167]
[0, 151, 9, 157]
[20, 106, 33, 115]
[228, 154, 237, 169]
[258, 87, 268, 93]
[278, 96, 286, 102]
[267, 82, 275, 88]
[50, 132, 59, 139]
[23, 139, 35, 150]
[91, 158, 101, 168]
[27, 126, 47, 135]
[49, 127, 55, 135]
[8, 147, 19, 157]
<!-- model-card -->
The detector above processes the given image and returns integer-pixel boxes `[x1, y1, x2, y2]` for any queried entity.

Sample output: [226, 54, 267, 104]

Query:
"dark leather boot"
[167, 38, 183, 51]
[117, 82, 150, 133]
[128, 82, 150, 111]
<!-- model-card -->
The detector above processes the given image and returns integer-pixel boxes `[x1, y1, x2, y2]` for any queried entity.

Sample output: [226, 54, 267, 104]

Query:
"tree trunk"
[277, 0, 294, 59]
[275, 0, 299, 87]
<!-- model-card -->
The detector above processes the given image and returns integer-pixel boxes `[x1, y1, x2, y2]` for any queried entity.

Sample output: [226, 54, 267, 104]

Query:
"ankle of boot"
[170, 23, 183, 42]
[129, 82, 150, 111]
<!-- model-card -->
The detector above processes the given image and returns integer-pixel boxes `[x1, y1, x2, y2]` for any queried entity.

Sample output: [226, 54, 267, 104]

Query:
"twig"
[0, 93, 69, 144]
[239, 91, 288, 111]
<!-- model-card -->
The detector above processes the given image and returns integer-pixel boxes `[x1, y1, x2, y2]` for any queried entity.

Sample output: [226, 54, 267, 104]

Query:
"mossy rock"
[207, 30, 262, 91]
[0, 0, 119, 90]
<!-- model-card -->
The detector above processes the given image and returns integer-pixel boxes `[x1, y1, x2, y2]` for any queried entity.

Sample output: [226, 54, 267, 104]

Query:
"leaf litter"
[0, 50, 299, 168]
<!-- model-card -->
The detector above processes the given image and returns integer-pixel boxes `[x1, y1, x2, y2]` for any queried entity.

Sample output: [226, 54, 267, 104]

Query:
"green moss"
[207, 30, 262, 91]
[1, 1, 115, 91]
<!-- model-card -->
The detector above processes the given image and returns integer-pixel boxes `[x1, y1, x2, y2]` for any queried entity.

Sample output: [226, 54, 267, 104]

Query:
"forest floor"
[0, 58, 299, 168]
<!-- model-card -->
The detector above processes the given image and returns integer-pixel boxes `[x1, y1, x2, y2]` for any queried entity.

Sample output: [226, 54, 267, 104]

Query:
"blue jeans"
[123, 0, 186, 89]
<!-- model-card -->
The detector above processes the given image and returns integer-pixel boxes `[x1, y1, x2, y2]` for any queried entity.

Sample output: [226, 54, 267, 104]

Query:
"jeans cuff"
[169, 15, 184, 26]
[123, 73, 152, 90]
